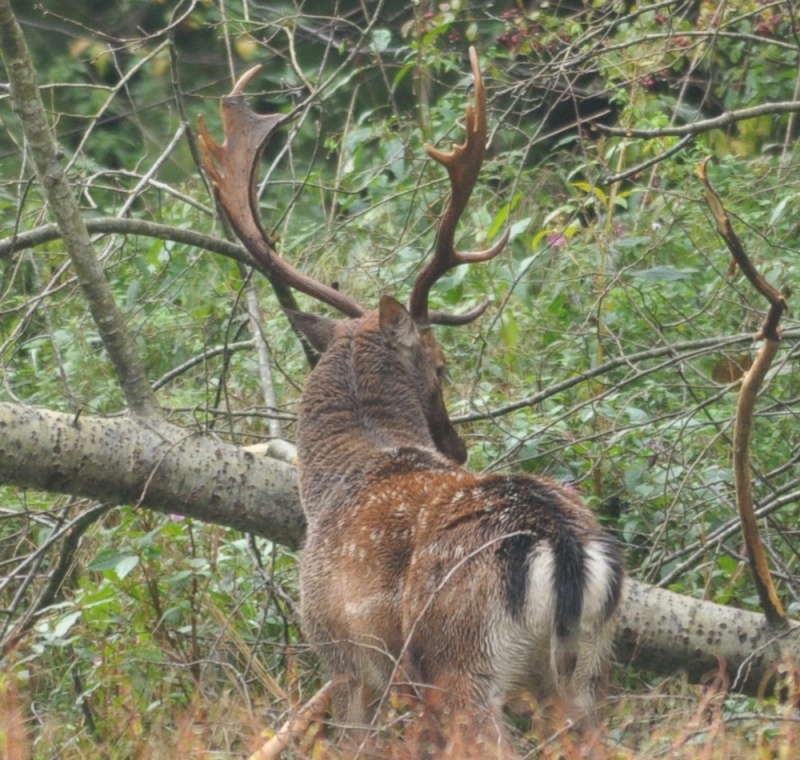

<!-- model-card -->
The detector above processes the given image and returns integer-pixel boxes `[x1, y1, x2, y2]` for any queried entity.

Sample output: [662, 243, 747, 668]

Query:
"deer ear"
[379, 295, 418, 349]
[284, 308, 338, 355]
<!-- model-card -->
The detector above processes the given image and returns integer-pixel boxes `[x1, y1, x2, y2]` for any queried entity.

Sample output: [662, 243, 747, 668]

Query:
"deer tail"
[549, 532, 623, 694]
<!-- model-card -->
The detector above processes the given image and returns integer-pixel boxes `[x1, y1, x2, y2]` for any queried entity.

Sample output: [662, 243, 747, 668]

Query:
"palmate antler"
[198, 47, 506, 325]
[198, 67, 365, 318]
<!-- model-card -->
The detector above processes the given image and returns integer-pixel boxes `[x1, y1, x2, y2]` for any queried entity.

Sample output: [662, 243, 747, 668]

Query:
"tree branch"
[0, 400, 798, 694]
[453, 329, 800, 424]
[597, 100, 800, 139]
[616, 579, 799, 695]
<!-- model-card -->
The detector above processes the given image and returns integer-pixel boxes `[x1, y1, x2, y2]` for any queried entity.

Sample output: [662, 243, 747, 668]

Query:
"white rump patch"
[525, 544, 557, 628]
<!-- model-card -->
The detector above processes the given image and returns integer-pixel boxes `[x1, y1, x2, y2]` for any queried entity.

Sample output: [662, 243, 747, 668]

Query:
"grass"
[4, 662, 799, 759]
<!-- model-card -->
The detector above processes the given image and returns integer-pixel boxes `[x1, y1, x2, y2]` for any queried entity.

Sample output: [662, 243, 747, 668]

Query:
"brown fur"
[290, 300, 624, 757]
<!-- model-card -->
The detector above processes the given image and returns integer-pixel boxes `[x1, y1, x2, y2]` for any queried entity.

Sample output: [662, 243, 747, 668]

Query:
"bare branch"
[0, 402, 304, 549]
[698, 158, 788, 630]
[617, 579, 799, 695]
[0, 217, 254, 265]
[453, 329, 800, 424]
[1, 502, 111, 656]
[599, 101, 800, 139]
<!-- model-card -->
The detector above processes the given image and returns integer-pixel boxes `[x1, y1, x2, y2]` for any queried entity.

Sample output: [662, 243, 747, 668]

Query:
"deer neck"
[296, 328, 439, 513]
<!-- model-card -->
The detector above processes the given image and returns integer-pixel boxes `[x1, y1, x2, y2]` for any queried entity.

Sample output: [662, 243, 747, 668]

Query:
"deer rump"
[301, 444, 623, 738]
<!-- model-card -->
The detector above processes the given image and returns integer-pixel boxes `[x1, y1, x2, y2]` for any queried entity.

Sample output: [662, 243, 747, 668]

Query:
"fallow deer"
[200, 48, 624, 758]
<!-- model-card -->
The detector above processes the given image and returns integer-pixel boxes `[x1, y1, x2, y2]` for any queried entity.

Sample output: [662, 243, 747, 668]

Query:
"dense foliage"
[1, 1, 799, 756]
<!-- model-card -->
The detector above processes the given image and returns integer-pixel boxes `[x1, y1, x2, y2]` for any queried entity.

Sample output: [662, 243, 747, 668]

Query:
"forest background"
[1, 1, 800, 757]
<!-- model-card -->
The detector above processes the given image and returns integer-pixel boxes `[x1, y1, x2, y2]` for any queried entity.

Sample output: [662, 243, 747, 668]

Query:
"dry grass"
[5, 664, 798, 760]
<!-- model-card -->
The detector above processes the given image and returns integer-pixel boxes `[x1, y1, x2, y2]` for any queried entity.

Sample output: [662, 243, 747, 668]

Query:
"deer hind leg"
[560, 635, 612, 729]
[549, 539, 622, 757]
[323, 671, 394, 758]
[401, 672, 516, 760]
[549, 626, 615, 760]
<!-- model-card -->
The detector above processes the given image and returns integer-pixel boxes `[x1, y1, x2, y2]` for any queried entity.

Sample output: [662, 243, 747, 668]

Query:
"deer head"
[198, 47, 508, 468]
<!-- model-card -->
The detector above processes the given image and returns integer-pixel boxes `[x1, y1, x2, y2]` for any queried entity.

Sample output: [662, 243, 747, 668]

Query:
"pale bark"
[617, 579, 799, 695]
[0, 402, 304, 549]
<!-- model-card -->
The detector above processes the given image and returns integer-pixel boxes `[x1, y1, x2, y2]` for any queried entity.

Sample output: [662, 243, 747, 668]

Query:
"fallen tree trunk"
[617, 579, 798, 695]
[1, 401, 798, 693]
[0, 402, 304, 548]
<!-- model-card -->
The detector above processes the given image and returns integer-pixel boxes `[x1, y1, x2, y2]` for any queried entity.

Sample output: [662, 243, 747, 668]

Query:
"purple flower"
[547, 232, 568, 248]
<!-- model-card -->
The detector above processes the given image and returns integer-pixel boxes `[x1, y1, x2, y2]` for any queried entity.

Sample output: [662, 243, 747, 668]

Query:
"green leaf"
[508, 217, 532, 242]
[114, 554, 140, 580]
[613, 236, 651, 249]
[487, 204, 510, 238]
[371, 29, 392, 53]
[88, 550, 140, 579]
[768, 193, 796, 226]
[500, 311, 518, 349]
[53, 610, 82, 638]
[716, 555, 738, 576]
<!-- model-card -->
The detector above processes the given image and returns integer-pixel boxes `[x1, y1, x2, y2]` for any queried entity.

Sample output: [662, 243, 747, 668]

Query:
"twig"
[453, 329, 800, 425]
[605, 133, 695, 184]
[248, 679, 337, 760]
[1, 503, 111, 656]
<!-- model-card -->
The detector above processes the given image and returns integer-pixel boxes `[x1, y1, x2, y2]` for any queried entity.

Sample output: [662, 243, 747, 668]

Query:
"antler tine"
[198, 66, 366, 318]
[429, 299, 490, 326]
[409, 46, 509, 326]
